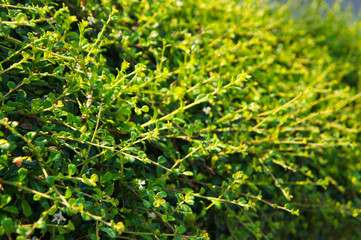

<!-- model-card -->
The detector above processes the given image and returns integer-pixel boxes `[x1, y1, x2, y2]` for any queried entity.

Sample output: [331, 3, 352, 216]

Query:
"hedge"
[0, 0, 360, 239]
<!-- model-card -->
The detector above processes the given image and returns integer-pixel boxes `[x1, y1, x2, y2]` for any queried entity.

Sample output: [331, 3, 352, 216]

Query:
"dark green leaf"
[100, 227, 116, 238]
[1, 218, 14, 233]
[3, 206, 19, 214]
[21, 199, 32, 217]
[102, 172, 113, 183]
[46, 176, 55, 186]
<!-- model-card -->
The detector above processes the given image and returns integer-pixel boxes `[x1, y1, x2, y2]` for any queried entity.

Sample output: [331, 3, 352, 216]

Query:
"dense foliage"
[0, 0, 360, 239]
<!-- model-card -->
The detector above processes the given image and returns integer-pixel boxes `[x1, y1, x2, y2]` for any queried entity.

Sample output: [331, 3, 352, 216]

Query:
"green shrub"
[0, 0, 360, 239]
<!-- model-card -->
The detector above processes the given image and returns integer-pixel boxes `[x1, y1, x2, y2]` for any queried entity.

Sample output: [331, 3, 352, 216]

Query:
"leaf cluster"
[0, 0, 361, 239]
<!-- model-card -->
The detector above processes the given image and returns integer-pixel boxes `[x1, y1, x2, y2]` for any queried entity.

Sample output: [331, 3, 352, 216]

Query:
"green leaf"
[0, 139, 10, 150]
[121, 60, 130, 71]
[141, 234, 153, 240]
[104, 183, 114, 196]
[53, 66, 64, 75]
[158, 191, 167, 198]
[179, 204, 192, 213]
[55, 234, 65, 240]
[176, 193, 184, 201]
[168, 215, 175, 221]
[68, 220, 75, 231]
[100, 227, 116, 238]
[55, 24, 63, 33]
[43, 99, 53, 108]
[58, 226, 66, 234]
[31, 98, 42, 112]
[93, 188, 103, 199]
[90, 173, 99, 183]
[21, 199, 32, 217]
[17, 226, 33, 237]
[46, 176, 55, 186]
[48, 206, 57, 215]
[33, 194, 41, 201]
[1, 217, 14, 233]
[1, 194, 11, 206]
[16, 90, 26, 102]
[196, 94, 207, 101]
[36, 220, 46, 229]
[7, 81, 16, 90]
[178, 163, 185, 173]
[82, 174, 97, 186]
[18, 168, 28, 182]
[211, 199, 222, 209]
[176, 224, 186, 234]
[102, 172, 113, 183]
[25, 131, 36, 140]
[182, 171, 193, 176]
[0, 226, 5, 235]
[238, 198, 246, 204]
[65, 187, 72, 199]
[68, 164, 77, 176]
[143, 200, 151, 208]
[135, 108, 142, 115]
[141, 105, 149, 112]
[48, 150, 61, 163]
[174, 86, 186, 100]
[157, 156, 167, 164]
[15, 13, 27, 22]
[3, 206, 19, 214]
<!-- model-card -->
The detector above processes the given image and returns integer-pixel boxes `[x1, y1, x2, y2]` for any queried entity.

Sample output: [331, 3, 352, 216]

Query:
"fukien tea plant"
[0, 0, 360, 239]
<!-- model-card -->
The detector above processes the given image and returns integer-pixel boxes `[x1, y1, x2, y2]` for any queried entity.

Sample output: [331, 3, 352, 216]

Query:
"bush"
[0, 0, 360, 239]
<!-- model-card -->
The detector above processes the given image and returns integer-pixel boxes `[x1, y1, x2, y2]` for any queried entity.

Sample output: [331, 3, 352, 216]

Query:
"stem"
[0, 179, 56, 200]
[1, 122, 49, 178]
[81, 105, 103, 175]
